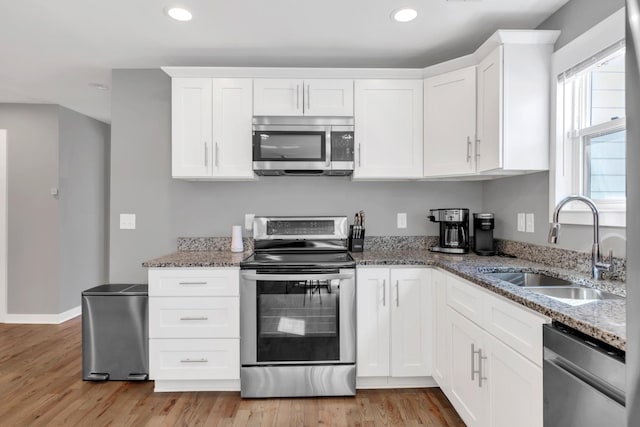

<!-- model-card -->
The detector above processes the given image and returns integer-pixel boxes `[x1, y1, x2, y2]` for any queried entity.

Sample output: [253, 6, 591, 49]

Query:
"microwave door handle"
[240, 272, 354, 282]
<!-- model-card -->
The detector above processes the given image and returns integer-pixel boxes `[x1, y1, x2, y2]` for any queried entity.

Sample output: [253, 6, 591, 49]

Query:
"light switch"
[526, 213, 535, 233]
[397, 213, 407, 229]
[245, 213, 255, 230]
[120, 213, 136, 230]
[517, 213, 525, 232]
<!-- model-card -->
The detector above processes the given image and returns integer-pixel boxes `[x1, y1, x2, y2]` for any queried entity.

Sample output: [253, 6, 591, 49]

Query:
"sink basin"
[484, 272, 573, 287]
[528, 286, 623, 301]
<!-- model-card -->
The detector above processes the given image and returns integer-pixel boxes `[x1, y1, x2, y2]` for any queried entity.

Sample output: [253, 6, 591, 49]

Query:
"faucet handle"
[607, 249, 614, 268]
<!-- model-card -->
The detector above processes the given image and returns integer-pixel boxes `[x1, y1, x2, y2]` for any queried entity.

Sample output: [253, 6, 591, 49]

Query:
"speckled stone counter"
[142, 250, 250, 268]
[142, 245, 626, 351]
[352, 250, 626, 351]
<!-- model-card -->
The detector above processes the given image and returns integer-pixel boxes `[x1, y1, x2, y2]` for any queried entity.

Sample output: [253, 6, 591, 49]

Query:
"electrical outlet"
[245, 213, 255, 230]
[517, 213, 525, 232]
[120, 213, 136, 230]
[397, 213, 407, 229]
[526, 213, 535, 233]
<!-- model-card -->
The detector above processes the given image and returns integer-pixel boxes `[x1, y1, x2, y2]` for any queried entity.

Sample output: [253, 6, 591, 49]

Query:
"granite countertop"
[143, 248, 626, 351]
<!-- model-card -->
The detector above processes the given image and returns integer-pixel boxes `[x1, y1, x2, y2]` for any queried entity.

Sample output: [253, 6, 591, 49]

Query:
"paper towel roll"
[231, 225, 244, 252]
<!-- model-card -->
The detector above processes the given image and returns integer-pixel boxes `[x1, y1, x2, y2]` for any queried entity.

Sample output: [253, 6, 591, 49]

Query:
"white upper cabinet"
[172, 78, 254, 180]
[476, 36, 555, 174]
[172, 78, 213, 178]
[212, 79, 255, 179]
[424, 66, 477, 177]
[253, 79, 353, 116]
[354, 80, 424, 179]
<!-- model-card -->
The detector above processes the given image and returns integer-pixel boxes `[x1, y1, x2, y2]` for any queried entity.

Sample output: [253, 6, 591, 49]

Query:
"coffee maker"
[473, 213, 496, 256]
[428, 208, 469, 254]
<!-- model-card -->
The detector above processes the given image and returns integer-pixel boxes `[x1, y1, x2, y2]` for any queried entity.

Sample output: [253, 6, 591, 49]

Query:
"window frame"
[549, 8, 626, 228]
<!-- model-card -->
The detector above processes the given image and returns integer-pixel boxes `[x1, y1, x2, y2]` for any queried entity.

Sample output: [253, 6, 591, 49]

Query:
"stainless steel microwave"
[252, 117, 354, 176]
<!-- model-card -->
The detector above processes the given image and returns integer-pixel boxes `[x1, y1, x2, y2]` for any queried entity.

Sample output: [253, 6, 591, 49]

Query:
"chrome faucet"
[548, 195, 613, 280]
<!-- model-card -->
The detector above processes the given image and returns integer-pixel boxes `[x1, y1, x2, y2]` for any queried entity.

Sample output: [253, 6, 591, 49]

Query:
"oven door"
[252, 125, 331, 171]
[240, 269, 355, 366]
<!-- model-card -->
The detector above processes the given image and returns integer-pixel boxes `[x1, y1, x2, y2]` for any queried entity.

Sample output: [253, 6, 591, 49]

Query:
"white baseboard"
[4, 305, 81, 324]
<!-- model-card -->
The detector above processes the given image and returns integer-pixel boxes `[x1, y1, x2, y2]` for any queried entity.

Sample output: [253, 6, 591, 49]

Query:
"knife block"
[348, 225, 365, 252]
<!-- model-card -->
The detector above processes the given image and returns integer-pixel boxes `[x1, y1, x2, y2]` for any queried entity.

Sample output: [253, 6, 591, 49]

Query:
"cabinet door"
[354, 80, 423, 179]
[476, 46, 503, 173]
[389, 268, 432, 377]
[432, 270, 449, 391]
[172, 78, 213, 178]
[424, 66, 477, 177]
[305, 79, 354, 116]
[212, 78, 254, 178]
[485, 332, 543, 427]
[448, 308, 487, 427]
[253, 79, 303, 116]
[356, 268, 390, 377]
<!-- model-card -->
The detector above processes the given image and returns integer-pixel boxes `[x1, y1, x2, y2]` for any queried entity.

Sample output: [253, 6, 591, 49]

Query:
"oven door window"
[254, 132, 326, 161]
[257, 279, 339, 362]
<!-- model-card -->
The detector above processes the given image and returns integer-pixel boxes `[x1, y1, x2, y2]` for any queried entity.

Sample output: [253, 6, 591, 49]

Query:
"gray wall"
[0, 105, 61, 314]
[109, 69, 484, 282]
[58, 107, 109, 312]
[481, 0, 628, 256]
[538, 0, 625, 49]
[0, 104, 109, 314]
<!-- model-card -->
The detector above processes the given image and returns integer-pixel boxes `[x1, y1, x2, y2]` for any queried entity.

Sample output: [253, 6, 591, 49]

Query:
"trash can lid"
[82, 284, 148, 296]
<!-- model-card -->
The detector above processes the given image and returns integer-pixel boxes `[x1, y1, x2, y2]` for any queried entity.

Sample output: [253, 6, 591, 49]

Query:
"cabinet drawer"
[148, 268, 239, 297]
[150, 338, 240, 380]
[446, 274, 484, 325]
[483, 293, 549, 366]
[149, 297, 239, 339]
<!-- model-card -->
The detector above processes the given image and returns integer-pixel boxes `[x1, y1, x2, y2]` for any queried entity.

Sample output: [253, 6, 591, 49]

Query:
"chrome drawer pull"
[180, 358, 208, 363]
[178, 281, 207, 285]
[179, 316, 209, 321]
[382, 280, 386, 307]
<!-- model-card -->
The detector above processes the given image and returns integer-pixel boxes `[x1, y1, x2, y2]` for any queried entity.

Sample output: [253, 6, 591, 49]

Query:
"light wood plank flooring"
[0, 317, 465, 426]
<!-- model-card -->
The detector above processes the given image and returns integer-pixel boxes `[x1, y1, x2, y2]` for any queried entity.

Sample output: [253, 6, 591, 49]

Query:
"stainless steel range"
[239, 216, 356, 398]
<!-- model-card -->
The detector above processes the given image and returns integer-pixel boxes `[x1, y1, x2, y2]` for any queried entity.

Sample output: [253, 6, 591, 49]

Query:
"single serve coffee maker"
[428, 208, 469, 254]
[473, 213, 496, 256]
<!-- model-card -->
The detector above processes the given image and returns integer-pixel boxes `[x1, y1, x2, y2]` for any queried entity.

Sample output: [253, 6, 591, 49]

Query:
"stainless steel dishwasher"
[543, 323, 625, 427]
[82, 284, 149, 381]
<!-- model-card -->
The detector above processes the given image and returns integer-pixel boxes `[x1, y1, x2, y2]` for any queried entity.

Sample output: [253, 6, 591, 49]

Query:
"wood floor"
[0, 317, 465, 426]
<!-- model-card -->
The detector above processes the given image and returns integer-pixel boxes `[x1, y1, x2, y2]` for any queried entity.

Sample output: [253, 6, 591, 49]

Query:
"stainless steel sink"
[484, 272, 573, 287]
[528, 286, 623, 301]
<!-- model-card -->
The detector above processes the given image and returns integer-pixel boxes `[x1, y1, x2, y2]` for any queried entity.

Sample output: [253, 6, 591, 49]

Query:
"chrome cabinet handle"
[358, 144, 362, 167]
[382, 280, 386, 307]
[471, 343, 477, 381]
[204, 143, 208, 167]
[307, 84, 311, 111]
[296, 84, 300, 110]
[215, 142, 219, 167]
[396, 280, 400, 307]
[179, 316, 209, 321]
[466, 136, 472, 162]
[180, 358, 208, 363]
[476, 138, 481, 158]
[478, 348, 488, 387]
[179, 281, 207, 285]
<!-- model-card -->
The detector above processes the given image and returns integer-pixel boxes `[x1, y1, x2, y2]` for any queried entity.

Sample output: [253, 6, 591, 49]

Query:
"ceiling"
[0, 0, 569, 123]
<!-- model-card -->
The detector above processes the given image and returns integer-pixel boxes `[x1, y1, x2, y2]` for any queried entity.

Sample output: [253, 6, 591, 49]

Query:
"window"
[554, 38, 626, 227]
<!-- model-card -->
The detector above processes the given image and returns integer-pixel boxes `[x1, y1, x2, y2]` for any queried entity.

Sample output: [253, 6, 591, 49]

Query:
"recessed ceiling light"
[89, 83, 110, 91]
[166, 7, 192, 22]
[391, 8, 418, 23]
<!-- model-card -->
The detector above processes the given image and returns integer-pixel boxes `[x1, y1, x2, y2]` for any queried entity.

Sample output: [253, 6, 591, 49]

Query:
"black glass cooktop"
[240, 251, 355, 269]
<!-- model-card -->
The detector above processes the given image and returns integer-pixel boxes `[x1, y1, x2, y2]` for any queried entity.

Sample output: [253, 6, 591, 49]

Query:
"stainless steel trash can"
[82, 284, 148, 381]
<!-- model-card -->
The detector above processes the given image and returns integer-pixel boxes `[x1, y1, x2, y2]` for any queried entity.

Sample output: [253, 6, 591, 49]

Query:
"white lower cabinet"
[148, 268, 240, 392]
[356, 267, 434, 388]
[440, 271, 548, 427]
